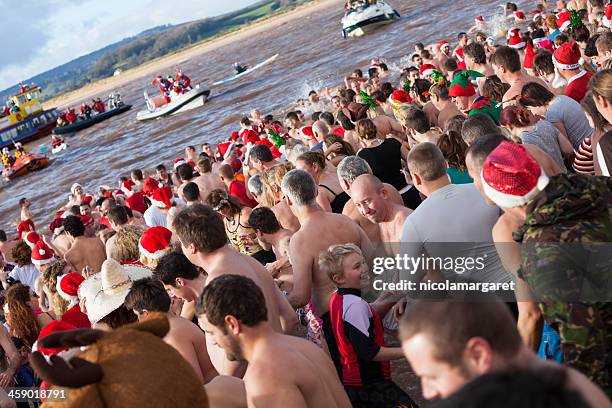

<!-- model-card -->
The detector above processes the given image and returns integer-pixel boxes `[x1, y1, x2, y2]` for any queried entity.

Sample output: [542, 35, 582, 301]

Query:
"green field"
[230, 2, 276, 22]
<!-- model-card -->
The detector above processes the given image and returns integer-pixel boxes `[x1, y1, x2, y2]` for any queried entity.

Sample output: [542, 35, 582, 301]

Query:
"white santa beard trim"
[553, 55, 580, 70]
[422, 69, 434, 77]
[605, 17, 612, 28]
[139, 242, 168, 260]
[481, 169, 549, 208]
[560, 21, 571, 31]
[56, 279, 80, 307]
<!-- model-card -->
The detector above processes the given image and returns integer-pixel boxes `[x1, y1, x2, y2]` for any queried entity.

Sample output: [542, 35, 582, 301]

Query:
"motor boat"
[136, 84, 210, 121]
[2, 153, 49, 181]
[53, 104, 132, 135]
[341, 1, 400, 38]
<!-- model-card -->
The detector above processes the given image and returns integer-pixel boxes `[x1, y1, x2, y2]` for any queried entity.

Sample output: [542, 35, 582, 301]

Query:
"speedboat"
[136, 84, 210, 121]
[341, 1, 400, 38]
[53, 104, 132, 135]
[2, 153, 49, 181]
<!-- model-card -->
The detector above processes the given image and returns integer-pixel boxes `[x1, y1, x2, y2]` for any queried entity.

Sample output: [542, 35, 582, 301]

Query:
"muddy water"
[0, 0, 515, 232]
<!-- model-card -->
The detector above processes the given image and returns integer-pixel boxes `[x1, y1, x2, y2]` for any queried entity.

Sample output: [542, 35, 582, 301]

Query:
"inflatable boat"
[342, 1, 400, 38]
[53, 104, 132, 134]
[2, 153, 49, 181]
[136, 84, 210, 121]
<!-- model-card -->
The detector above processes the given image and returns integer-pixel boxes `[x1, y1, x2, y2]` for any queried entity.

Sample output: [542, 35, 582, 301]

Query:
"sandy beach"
[43, 0, 339, 110]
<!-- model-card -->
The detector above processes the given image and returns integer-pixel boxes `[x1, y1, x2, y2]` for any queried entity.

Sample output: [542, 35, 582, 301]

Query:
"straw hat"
[79, 259, 152, 324]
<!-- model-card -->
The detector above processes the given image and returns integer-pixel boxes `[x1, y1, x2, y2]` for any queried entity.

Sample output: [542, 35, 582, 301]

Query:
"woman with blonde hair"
[109, 224, 145, 264]
[260, 163, 300, 232]
[41, 261, 70, 318]
[590, 69, 612, 175]
[5, 283, 54, 348]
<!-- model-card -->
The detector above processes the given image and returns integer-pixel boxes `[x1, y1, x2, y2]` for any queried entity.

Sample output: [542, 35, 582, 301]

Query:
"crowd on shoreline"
[0, 0, 611, 407]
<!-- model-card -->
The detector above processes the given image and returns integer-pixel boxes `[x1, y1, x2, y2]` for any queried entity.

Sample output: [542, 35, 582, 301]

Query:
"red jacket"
[229, 180, 257, 208]
[565, 71, 593, 103]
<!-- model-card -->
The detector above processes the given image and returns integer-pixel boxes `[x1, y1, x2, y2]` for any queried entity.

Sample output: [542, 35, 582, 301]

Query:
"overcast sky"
[0, 0, 259, 90]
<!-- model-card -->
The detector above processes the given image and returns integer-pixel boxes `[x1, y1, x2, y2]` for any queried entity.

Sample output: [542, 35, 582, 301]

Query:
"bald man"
[350, 174, 413, 256]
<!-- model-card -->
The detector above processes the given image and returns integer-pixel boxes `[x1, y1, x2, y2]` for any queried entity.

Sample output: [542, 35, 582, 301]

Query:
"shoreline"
[42, 0, 338, 110]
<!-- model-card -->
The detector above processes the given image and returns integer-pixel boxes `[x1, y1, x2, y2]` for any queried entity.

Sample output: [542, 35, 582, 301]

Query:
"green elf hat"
[448, 70, 483, 98]
[468, 96, 501, 125]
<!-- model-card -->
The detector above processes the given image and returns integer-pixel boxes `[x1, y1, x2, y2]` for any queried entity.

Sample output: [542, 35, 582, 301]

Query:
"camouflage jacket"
[514, 173, 612, 394]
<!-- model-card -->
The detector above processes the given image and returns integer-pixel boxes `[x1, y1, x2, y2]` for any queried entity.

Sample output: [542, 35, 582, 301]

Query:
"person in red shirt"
[553, 41, 593, 102]
[239, 117, 261, 145]
[218, 164, 257, 208]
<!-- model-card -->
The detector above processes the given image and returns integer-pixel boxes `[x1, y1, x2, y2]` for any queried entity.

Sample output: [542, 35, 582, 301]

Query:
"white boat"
[51, 143, 67, 154]
[212, 54, 280, 86]
[341, 1, 400, 38]
[136, 84, 211, 121]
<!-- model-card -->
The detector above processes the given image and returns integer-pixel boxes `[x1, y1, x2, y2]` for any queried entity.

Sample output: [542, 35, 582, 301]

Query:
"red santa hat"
[230, 131, 240, 142]
[481, 142, 549, 208]
[439, 40, 450, 50]
[523, 41, 535, 70]
[388, 89, 412, 111]
[150, 186, 173, 209]
[142, 176, 160, 196]
[553, 42, 581, 70]
[531, 10, 545, 21]
[31, 240, 55, 266]
[23, 231, 41, 249]
[556, 11, 571, 32]
[139, 226, 172, 260]
[300, 126, 316, 142]
[173, 157, 186, 169]
[604, 4, 612, 28]
[514, 10, 526, 21]
[533, 36, 554, 51]
[217, 142, 234, 160]
[56, 272, 85, 307]
[17, 219, 35, 240]
[419, 64, 436, 78]
[33, 320, 78, 356]
[49, 217, 64, 235]
[475, 15, 484, 23]
[121, 179, 135, 195]
[507, 28, 525, 49]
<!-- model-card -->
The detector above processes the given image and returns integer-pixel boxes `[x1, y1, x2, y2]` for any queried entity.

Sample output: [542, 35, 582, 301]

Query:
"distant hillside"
[0, 0, 310, 103]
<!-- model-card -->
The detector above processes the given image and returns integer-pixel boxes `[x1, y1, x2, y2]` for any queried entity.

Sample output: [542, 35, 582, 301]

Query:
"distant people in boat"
[152, 75, 172, 103]
[10, 102, 19, 114]
[1, 105, 9, 117]
[51, 135, 64, 149]
[14, 143, 28, 159]
[108, 92, 123, 109]
[79, 102, 92, 118]
[1, 148, 15, 168]
[18, 82, 28, 93]
[57, 112, 67, 127]
[175, 67, 192, 92]
[233, 62, 248, 75]
[92, 97, 105, 113]
[65, 107, 77, 124]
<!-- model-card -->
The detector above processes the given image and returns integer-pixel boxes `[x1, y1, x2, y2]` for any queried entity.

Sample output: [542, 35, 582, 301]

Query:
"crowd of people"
[0, 0, 611, 407]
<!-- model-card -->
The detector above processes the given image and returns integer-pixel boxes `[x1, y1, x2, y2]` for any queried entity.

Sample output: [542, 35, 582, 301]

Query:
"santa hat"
[556, 11, 571, 32]
[173, 158, 186, 169]
[31, 240, 55, 266]
[150, 186, 173, 209]
[33, 321, 78, 356]
[481, 142, 549, 208]
[507, 29, 525, 49]
[142, 176, 160, 196]
[370, 58, 381, 69]
[70, 183, 82, 195]
[300, 126, 316, 142]
[531, 11, 545, 22]
[533, 36, 554, 52]
[23, 231, 41, 249]
[217, 142, 234, 160]
[139, 226, 172, 260]
[121, 179, 135, 195]
[523, 41, 535, 70]
[553, 42, 581, 70]
[468, 96, 501, 125]
[604, 5, 612, 28]
[17, 219, 35, 240]
[56, 272, 85, 307]
[439, 40, 450, 50]
[230, 131, 240, 142]
[419, 64, 436, 78]
[448, 70, 482, 97]
[49, 217, 64, 235]
[475, 15, 484, 23]
[514, 10, 526, 21]
[388, 89, 412, 111]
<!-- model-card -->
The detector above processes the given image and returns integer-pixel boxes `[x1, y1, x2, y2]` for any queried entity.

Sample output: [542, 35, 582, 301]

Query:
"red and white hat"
[475, 15, 484, 23]
[481, 142, 549, 208]
[121, 179, 135, 195]
[23, 231, 41, 249]
[388, 89, 412, 111]
[603, 4, 612, 28]
[139, 226, 172, 260]
[439, 40, 450, 50]
[514, 10, 525, 22]
[31, 240, 55, 266]
[33, 320, 78, 356]
[56, 272, 85, 307]
[17, 219, 35, 240]
[49, 217, 64, 235]
[419, 64, 436, 78]
[150, 186, 173, 209]
[556, 11, 571, 32]
[300, 126, 315, 142]
[507, 28, 525, 49]
[217, 142, 234, 160]
[553, 42, 581, 70]
[173, 157, 186, 169]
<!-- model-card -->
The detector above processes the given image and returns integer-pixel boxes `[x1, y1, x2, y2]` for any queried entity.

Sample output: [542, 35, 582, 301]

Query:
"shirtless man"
[104, 206, 129, 260]
[281, 169, 372, 323]
[171, 204, 298, 376]
[350, 175, 412, 255]
[430, 85, 462, 130]
[337, 156, 404, 243]
[491, 46, 549, 106]
[198, 274, 351, 408]
[175, 164, 196, 202]
[49, 219, 71, 256]
[0, 231, 17, 264]
[19, 198, 32, 222]
[192, 157, 225, 201]
[62, 215, 106, 273]
[125, 278, 218, 384]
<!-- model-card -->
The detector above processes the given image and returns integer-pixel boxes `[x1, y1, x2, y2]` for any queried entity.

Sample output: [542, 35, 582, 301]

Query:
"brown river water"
[0, 0, 517, 232]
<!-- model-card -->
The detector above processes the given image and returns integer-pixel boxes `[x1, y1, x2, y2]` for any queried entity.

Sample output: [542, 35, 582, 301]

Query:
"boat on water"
[2, 153, 49, 181]
[0, 85, 58, 150]
[53, 104, 132, 135]
[341, 1, 400, 38]
[212, 54, 280, 86]
[51, 142, 68, 154]
[136, 84, 210, 121]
